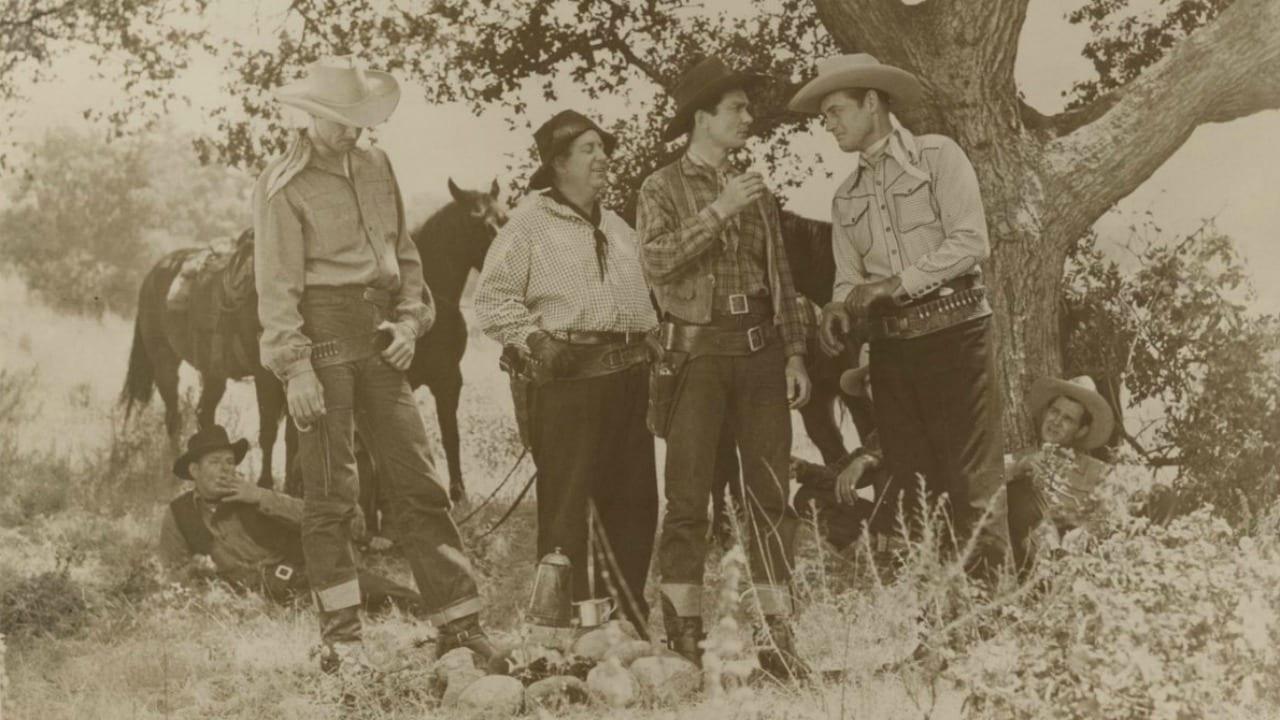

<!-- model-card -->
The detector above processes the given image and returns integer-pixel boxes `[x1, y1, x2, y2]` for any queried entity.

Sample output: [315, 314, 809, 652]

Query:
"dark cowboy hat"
[661, 56, 768, 143]
[528, 110, 618, 190]
[173, 424, 250, 481]
[1028, 375, 1115, 451]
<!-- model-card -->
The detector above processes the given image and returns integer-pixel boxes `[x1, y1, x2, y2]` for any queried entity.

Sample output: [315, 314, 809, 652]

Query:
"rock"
[456, 674, 524, 716]
[630, 655, 701, 703]
[586, 658, 638, 708]
[432, 647, 479, 683]
[602, 639, 654, 667]
[526, 675, 591, 711]
[442, 667, 486, 706]
[571, 627, 613, 661]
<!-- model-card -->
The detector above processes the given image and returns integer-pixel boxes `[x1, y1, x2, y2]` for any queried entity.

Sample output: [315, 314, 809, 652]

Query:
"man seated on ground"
[157, 424, 425, 616]
[1005, 375, 1115, 570]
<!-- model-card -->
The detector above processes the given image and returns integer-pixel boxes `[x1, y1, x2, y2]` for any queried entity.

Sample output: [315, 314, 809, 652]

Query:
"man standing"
[637, 57, 813, 679]
[254, 57, 495, 674]
[474, 110, 659, 630]
[790, 54, 1009, 572]
[158, 425, 425, 615]
[1006, 375, 1115, 570]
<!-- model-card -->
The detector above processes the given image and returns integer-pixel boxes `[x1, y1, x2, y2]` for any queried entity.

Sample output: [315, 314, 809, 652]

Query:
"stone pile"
[430, 620, 701, 716]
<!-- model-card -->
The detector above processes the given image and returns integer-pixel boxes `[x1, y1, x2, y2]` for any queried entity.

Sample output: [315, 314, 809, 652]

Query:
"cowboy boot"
[317, 606, 371, 676]
[661, 596, 705, 666]
[436, 613, 507, 673]
[756, 615, 810, 682]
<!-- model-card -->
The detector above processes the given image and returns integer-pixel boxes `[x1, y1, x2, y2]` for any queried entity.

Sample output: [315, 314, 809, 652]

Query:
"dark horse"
[120, 180, 507, 500]
[120, 229, 293, 489]
[405, 179, 508, 503]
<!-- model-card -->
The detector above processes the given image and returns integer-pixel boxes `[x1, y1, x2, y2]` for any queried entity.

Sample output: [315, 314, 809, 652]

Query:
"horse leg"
[153, 352, 183, 455]
[801, 388, 848, 465]
[433, 369, 466, 504]
[254, 371, 286, 490]
[197, 375, 226, 431]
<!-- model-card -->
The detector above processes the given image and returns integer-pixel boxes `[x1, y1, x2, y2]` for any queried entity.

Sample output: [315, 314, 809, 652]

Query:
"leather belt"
[660, 320, 776, 357]
[310, 330, 392, 369]
[558, 330, 649, 346]
[304, 284, 393, 307]
[711, 293, 772, 317]
[548, 341, 650, 382]
[900, 274, 981, 308]
[862, 287, 991, 341]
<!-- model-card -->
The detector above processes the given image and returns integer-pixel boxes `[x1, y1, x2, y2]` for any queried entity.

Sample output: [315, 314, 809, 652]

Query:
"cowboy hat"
[662, 57, 767, 142]
[274, 56, 401, 128]
[173, 424, 250, 481]
[1027, 375, 1115, 451]
[838, 343, 873, 397]
[528, 110, 618, 190]
[787, 54, 923, 114]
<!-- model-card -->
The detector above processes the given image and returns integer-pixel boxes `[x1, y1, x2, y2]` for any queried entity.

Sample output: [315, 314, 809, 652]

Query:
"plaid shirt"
[636, 153, 809, 357]
[475, 192, 658, 352]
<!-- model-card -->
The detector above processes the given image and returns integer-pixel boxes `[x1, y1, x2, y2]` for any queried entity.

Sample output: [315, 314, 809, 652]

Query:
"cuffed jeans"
[529, 362, 658, 629]
[658, 340, 797, 618]
[869, 317, 1009, 572]
[297, 287, 482, 645]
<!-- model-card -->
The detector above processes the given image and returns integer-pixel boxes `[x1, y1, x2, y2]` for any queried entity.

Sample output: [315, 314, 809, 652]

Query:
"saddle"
[164, 229, 260, 379]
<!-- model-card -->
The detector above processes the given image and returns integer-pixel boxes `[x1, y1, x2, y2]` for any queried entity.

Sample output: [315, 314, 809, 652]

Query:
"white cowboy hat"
[788, 54, 923, 114]
[274, 56, 401, 128]
[1028, 375, 1115, 451]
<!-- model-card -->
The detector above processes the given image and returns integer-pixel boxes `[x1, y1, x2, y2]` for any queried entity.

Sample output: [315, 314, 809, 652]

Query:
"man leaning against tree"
[790, 54, 1010, 574]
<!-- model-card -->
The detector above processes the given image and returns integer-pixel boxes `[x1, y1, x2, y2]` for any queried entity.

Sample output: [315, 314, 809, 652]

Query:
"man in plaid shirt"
[636, 57, 812, 680]
[475, 110, 659, 631]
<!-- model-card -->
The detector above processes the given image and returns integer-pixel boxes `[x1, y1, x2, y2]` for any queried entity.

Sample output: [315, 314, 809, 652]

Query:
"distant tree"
[1063, 222, 1280, 521]
[0, 126, 251, 317]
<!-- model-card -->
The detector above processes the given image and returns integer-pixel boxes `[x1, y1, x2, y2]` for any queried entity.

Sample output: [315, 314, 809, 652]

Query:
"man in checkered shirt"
[636, 57, 813, 681]
[474, 110, 659, 631]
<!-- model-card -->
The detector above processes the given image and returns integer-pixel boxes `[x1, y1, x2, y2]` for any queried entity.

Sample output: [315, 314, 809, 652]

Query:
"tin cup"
[573, 597, 614, 628]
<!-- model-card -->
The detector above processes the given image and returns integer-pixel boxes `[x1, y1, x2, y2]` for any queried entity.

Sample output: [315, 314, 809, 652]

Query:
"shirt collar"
[848, 124, 927, 185]
[681, 146, 732, 178]
[544, 187, 601, 227]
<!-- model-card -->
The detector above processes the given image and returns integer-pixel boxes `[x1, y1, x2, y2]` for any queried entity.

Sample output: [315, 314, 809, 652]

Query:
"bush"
[0, 568, 89, 642]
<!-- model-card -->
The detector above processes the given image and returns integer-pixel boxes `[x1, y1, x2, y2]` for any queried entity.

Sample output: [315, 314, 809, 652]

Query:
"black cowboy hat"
[173, 424, 250, 480]
[661, 56, 768, 142]
[528, 110, 618, 190]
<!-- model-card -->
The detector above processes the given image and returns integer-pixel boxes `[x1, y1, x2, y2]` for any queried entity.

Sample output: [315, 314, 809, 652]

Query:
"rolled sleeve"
[636, 176, 722, 284]
[253, 173, 314, 382]
[474, 223, 539, 352]
[897, 138, 989, 299]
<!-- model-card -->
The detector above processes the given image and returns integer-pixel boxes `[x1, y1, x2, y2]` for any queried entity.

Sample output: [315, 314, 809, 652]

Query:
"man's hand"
[843, 277, 903, 318]
[287, 371, 326, 429]
[818, 302, 852, 356]
[835, 454, 878, 505]
[711, 172, 766, 219]
[785, 355, 811, 409]
[378, 320, 417, 372]
[221, 483, 266, 506]
[527, 330, 572, 379]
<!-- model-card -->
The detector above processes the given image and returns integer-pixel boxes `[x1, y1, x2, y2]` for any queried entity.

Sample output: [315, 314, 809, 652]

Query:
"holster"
[499, 346, 535, 450]
[646, 348, 690, 439]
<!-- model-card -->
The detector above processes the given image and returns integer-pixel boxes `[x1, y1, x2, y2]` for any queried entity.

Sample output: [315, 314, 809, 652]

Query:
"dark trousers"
[869, 317, 1009, 570]
[297, 289, 482, 645]
[658, 341, 797, 618]
[266, 566, 427, 617]
[1006, 477, 1042, 573]
[530, 363, 658, 629]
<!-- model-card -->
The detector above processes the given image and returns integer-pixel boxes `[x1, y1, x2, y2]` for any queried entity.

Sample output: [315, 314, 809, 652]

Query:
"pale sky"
[6, 0, 1279, 313]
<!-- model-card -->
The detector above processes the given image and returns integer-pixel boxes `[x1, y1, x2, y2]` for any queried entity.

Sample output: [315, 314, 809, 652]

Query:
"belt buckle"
[729, 294, 749, 316]
[882, 316, 902, 338]
[747, 326, 765, 352]
[274, 564, 294, 582]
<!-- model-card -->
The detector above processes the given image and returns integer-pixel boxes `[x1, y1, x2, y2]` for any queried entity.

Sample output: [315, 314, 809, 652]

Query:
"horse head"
[447, 178, 508, 271]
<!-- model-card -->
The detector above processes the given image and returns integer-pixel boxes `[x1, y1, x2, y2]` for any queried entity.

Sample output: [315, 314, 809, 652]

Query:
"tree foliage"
[1063, 222, 1280, 521]
[0, 126, 251, 317]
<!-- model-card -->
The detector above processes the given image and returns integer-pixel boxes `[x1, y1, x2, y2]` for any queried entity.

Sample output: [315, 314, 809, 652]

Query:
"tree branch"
[1043, 0, 1280, 244]
[1019, 93, 1119, 138]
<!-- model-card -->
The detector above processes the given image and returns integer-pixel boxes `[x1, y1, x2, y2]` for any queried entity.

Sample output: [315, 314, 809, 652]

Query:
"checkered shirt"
[475, 192, 658, 352]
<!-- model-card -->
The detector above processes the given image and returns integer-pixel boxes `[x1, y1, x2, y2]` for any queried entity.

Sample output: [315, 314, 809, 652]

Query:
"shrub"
[0, 568, 89, 642]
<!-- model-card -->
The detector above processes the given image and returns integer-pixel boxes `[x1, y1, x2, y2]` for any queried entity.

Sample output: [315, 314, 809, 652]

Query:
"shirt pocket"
[836, 195, 874, 257]
[890, 175, 938, 234]
[304, 190, 360, 255]
[365, 179, 400, 243]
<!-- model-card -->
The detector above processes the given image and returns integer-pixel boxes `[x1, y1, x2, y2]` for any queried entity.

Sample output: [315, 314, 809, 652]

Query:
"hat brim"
[661, 72, 768, 143]
[528, 125, 618, 190]
[173, 438, 250, 481]
[839, 365, 871, 398]
[787, 66, 923, 114]
[1027, 377, 1115, 451]
[275, 70, 401, 128]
